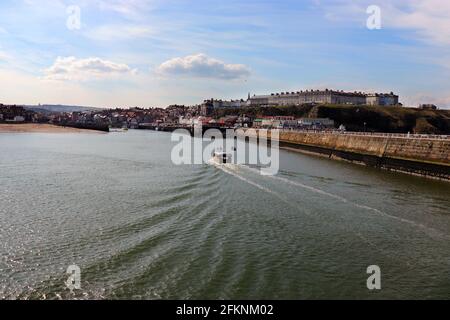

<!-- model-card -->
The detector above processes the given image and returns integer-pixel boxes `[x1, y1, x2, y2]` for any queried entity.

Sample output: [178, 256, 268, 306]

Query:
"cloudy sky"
[0, 0, 449, 108]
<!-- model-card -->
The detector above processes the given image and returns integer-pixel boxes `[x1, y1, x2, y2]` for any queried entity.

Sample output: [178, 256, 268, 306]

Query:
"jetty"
[240, 129, 450, 181]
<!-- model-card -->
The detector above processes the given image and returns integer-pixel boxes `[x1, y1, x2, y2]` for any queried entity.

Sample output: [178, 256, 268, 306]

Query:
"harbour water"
[0, 130, 449, 299]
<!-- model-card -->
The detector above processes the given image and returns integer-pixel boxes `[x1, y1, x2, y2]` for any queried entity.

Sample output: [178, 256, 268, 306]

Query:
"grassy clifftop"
[313, 105, 450, 134]
[214, 104, 450, 134]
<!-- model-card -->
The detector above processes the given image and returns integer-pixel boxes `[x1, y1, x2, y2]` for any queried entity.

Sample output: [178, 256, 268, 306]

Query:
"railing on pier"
[278, 129, 450, 140]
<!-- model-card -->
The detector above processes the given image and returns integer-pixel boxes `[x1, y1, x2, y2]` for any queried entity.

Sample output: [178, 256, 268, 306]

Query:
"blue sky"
[0, 0, 449, 108]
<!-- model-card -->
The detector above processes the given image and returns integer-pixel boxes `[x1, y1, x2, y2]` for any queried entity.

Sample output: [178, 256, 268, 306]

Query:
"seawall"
[240, 130, 450, 181]
[59, 123, 110, 132]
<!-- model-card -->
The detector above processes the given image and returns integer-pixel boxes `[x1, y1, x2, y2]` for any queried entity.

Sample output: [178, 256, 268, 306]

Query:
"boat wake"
[235, 164, 447, 240]
[207, 159, 302, 209]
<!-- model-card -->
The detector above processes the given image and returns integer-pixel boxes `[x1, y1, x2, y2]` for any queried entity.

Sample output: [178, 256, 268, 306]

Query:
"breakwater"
[59, 122, 110, 132]
[240, 130, 450, 181]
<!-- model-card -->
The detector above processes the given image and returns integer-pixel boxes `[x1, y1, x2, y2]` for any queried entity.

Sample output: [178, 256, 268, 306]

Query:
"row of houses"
[0, 114, 25, 122]
[179, 115, 241, 127]
[179, 115, 336, 130]
[53, 105, 199, 129]
[252, 116, 335, 129]
[0, 105, 33, 122]
[199, 89, 401, 116]
[248, 89, 400, 107]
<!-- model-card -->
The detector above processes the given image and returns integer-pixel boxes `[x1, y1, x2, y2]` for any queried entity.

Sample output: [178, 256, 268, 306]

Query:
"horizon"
[1, 0, 450, 109]
[3, 87, 437, 110]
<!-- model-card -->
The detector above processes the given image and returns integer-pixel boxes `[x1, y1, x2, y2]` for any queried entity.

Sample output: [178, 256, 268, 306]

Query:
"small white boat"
[110, 128, 128, 133]
[213, 152, 232, 164]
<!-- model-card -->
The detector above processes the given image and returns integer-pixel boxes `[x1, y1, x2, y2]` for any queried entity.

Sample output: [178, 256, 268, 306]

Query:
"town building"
[201, 98, 247, 116]
[298, 118, 335, 128]
[252, 116, 335, 129]
[0, 104, 33, 122]
[366, 93, 400, 106]
[13, 116, 25, 122]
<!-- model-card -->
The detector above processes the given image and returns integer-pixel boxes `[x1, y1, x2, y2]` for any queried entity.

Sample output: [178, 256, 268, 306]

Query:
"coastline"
[0, 123, 106, 134]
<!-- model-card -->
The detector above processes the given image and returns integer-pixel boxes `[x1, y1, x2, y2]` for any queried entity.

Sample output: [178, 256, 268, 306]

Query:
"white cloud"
[387, 0, 450, 46]
[44, 56, 136, 81]
[94, 0, 153, 19]
[86, 24, 154, 41]
[0, 51, 9, 61]
[319, 0, 450, 46]
[0, 66, 253, 107]
[156, 53, 250, 80]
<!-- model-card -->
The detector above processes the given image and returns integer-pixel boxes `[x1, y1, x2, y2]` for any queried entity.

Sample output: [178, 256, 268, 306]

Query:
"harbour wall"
[59, 122, 110, 132]
[240, 130, 450, 181]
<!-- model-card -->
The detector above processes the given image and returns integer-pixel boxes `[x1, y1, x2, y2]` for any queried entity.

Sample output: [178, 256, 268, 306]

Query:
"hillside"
[24, 104, 102, 114]
[214, 104, 450, 134]
[312, 105, 450, 134]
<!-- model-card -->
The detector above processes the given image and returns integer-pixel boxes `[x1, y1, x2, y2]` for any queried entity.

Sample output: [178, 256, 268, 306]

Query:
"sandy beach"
[0, 123, 105, 134]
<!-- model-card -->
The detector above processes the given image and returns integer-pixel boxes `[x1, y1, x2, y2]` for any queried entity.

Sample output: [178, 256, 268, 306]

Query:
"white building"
[179, 116, 195, 125]
[298, 118, 335, 128]
[249, 89, 399, 106]
[366, 93, 399, 106]
[204, 99, 247, 109]
[13, 116, 25, 122]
